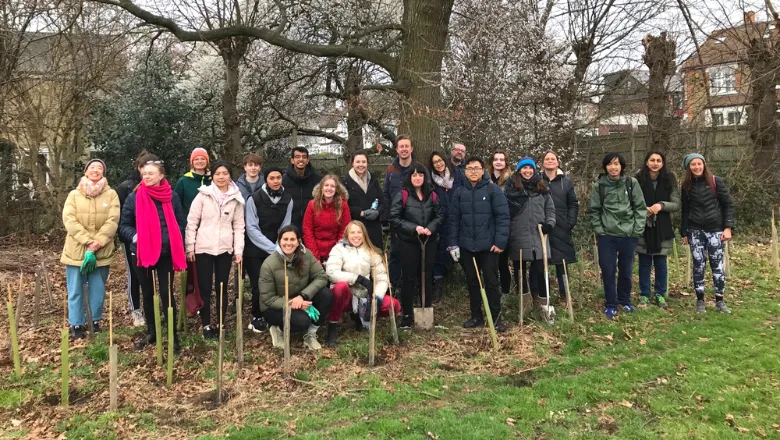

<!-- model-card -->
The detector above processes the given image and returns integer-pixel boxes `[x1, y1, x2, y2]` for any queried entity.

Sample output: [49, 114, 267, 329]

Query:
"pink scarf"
[77, 176, 107, 198]
[135, 180, 186, 271]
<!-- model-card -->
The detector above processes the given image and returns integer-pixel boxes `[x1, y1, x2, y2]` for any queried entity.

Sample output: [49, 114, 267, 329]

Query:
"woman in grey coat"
[505, 157, 555, 305]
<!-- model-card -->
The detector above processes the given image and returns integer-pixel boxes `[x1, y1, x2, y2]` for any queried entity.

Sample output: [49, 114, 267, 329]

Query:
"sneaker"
[622, 304, 636, 313]
[399, 315, 413, 329]
[268, 326, 284, 349]
[131, 309, 146, 327]
[638, 296, 650, 308]
[91, 321, 102, 333]
[134, 334, 155, 351]
[203, 325, 219, 340]
[715, 300, 731, 313]
[696, 300, 706, 313]
[303, 326, 322, 350]
[248, 316, 268, 333]
[70, 325, 86, 340]
[493, 320, 506, 333]
[604, 307, 618, 320]
[463, 317, 485, 328]
[656, 295, 668, 309]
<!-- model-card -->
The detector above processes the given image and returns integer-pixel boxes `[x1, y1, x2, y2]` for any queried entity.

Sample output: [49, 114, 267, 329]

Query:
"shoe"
[351, 313, 364, 331]
[327, 322, 339, 348]
[463, 317, 485, 328]
[494, 320, 506, 333]
[399, 315, 413, 329]
[134, 334, 155, 351]
[131, 309, 146, 327]
[91, 321, 102, 333]
[269, 326, 284, 349]
[696, 300, 706, 313]
[622, 305, 636, 313]
[604, 307, 618, 320]
[173, 338, 181, 355]
[656, 295, 668, 309]
[715, 300, 731, 313]
[203, 325, 219, 340]
[432, 279, 444, 304]
[303, 325, 322, 350]
[70, 325, 86, 340]
[638, 296, 650, 308]
[248, 316, 268, 333]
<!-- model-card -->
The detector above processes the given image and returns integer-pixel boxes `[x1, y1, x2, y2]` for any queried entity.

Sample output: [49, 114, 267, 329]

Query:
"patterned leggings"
[688, 230, 725, 297]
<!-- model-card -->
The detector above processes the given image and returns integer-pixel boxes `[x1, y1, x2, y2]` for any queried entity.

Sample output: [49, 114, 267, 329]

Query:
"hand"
[650, 203, 663, 214]
[423, 228, 432, 236]
[416, 225, 426, 235]
[357, 275, 374, 296]
[187, 252, 196, 262]
[87, 241, 101, 252]
[289, 295, 309, 310]
[234, 255, 243, 264]
[449, 247, 460, 262]
[540, 223, 553, 235]
[490, 245, 503, 253]
[682, 236, 688, 246]
[362, 209, 380, 221]
[721, 228, 732, 241]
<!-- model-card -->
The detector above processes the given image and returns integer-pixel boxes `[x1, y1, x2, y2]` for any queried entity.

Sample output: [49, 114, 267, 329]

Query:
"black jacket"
[342, 172, 385, 250]
[116, 170, 141, 209]
[543, 172, 579, 264]
[118, 190, 187, 256]
[447, 176, 510, 252]
[681, 175, 735, 236]
[390, 187, 445, 243]
[282, 163, 321, 231]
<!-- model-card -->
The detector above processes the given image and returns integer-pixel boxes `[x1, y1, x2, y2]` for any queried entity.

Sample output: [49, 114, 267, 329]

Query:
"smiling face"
[464, 161, 483, 184]
[244, 161, 261, 179]
[451, 144, 466, 162]
[192, 156, 209, 173]
[396, 139, 413, 160]
[689, 158, 704, 177]
[279, 231, 299, 256]
[212, 166, 231, 188]
[266, 171, 282, 191]
[520, 165, 535, 179]
[322, 178, 337, 200]
[606, 157, 622, 179]
[291, 150, 309, 170]
[141, 164, 164, 187]
[352, 154, 368, 175]
[492, 153, 506, 172]
[543, 153, 559, 171]
[646, 153, 663, 174]
[85, 162, 104, 182]
[431, 154, 446, 174]
[411, 171, 425, 189]
[346, 224, 365, 247]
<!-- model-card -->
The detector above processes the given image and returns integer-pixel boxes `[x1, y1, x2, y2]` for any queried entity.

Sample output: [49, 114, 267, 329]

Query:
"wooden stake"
[563, 260, 574, 321]
[673, 238, 680, 285]
[518, 249, 523, 326]
[724, 241, 731, 277]
[61, 327, 69, 406]
[82, 284, 94, 337]
[283, 264, 291, 372]
[473, 258, 499, 351]
[109, 289, 117, 410]
[7, 286, 21, 377]
[773, 209, 779, 271]
[33, 271, 40, 328]
[383, 253, 399, 344]
[592, 235, 599, 270]
[177, 271, 187, 332]
[152, 271, 163, 366]
[167, 274, 174, 387]
[236, 262, 244, 369]
[369, 268, 377, 366]
[217, 283, 224, 404]
[14, 275, 26, 329]
[41, 262, 54, 306]
[578, 250, 585, 303]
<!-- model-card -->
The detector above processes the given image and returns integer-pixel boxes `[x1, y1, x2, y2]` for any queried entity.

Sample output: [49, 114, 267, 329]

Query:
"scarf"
[77, 176, 107, 198]
[264, 184, 284, 202]
[431, 167, 453, 190]
[349, 168, 370, 193]
[509, 172, 541, 213]
[638, 175, 674, 254]
[135, 180, 187, 271]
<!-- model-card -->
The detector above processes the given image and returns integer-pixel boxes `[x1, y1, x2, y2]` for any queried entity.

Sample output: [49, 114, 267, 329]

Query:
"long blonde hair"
[312, 174, 349, 222]
[342, 220, 382, 257]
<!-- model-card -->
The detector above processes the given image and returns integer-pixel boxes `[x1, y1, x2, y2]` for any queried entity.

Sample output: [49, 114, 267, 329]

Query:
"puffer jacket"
[236, 172, 264, 202]
[382, 157, 429, 220]
[61, 186, 121, 267]
[447, 175, 510, 252]
[282, 163, 321, 230]
[431, 168, 466, 218]
[116, 170, 141, 211]
[174, 171, 211, 216]
[389, 187, 445, 243]
[118, 190, 187, 256]
[259, 246, 329, 312]
[543, 170, 579, 264]
[342, 171, 385, 250]
[185, 183, 245, 257]
[505, 181, 555, 261]
[680, 175, 735, 237]
[587, 175, 647, 238]
[326, 241, 389, 299]
[302, 194, 352, 261]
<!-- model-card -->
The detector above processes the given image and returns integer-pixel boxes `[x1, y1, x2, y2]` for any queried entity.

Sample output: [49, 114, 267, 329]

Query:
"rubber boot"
[327, 322, 339, 348]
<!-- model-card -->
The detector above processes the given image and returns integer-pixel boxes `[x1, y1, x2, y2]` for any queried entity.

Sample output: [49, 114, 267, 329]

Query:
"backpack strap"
[599, 178, 634, 210]
[711, 175, 717, 195]
[402, 189, 408, 207]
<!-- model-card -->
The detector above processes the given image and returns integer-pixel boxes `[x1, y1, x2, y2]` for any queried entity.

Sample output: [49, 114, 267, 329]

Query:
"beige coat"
[326, 241, 388, 299]
[60, 187, 121, 267]
[185, 184, 245, 256]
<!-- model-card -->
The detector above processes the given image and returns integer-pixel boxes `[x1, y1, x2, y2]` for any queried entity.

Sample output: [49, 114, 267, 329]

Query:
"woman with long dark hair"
[634, 151, 679, 308]
[428, 151, 465, 301]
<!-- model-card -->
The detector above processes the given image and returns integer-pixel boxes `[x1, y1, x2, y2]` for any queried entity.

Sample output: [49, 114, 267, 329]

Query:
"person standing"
[448, 157, 510, 332]
[448, 143, 467, 171]
[236, 153, 264, 202]
[302, 175, 351, 263]
[185, 161, 245, 339]
[680, 153, 734, 313]
[282, 147, 321, 231]
[588, 153, 646, 319]
[61, 159, 121, 339]
[342, 151, 384, 250]
[487, 149, 513, 295]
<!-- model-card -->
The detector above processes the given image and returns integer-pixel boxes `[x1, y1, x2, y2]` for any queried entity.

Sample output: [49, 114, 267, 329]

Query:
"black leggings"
[245, 255, 267, 319]
[498, 249, 511, 294]
[398, 237, 436, 316]
[135, 254, 178, 339]
[512, 260, 545, 296]
[263, 287, 335, 331]
[122, 243, 141, 310]
[195, 253, 233, 327]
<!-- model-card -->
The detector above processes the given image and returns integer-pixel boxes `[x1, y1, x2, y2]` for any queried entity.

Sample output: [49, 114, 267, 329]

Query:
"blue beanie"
[682, 153, 705, 170]
[516, 157, 536, 171]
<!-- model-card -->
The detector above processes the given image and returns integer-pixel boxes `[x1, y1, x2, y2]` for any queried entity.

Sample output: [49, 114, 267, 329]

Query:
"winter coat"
[504, 181, 556, 261]
[636, 176, 681, 255]
[543, 170, 579, 264]
[326, 241, 389, 299]
[245, 185, 293, 259]
[282, 163, 321, 230]
[236, 172, 264, 202]
[431, 168, 466, 217]
[185, 183, 246, 257]
[259, 247, 329, 312]
[116, 170, 141, 210]
[118, 190, 187, 256]
[174, 171, 211, 216]
[342, 172, 385, 250]
[680, 175, 735, 237]
[587, 175, 647, 238]
[382, 157, 428, 220]
[61, 186, 121, 267]
[389, 187, 445, 243]
[447, 175, 510, 253]
[302, 196, 352, 262]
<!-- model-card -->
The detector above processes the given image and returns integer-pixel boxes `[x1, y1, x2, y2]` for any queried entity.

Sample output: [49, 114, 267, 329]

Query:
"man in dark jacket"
[282, 147, 320, 231]
[448, 157, 510, 332]
[448, 143, 467, 170]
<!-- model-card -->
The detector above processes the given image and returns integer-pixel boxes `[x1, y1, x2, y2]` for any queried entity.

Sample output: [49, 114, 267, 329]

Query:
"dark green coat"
[259, 248, 329, 312]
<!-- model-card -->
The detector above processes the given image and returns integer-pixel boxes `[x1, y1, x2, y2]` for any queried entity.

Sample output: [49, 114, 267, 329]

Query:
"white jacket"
[326, 240, 388, 299]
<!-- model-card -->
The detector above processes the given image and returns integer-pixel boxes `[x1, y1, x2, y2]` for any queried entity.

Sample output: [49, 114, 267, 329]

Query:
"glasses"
[465, 167, 483, 172]
[432, 159, 445, 165]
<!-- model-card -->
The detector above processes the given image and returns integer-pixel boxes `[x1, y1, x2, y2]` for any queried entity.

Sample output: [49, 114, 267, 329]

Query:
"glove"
[540, 223, 553, 235]
[449, 247, 460, 262]
[356, 275, 374, 297]
[362, 209, 380, 221]
[305, 305, 320, 322]
[80, 251, 97, 275]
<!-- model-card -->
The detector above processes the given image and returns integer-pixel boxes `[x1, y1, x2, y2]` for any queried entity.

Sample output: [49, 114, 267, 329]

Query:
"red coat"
[302, 197, 351, 261]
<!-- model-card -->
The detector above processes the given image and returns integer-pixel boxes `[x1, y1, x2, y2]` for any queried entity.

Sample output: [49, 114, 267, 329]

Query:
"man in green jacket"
[588, 153, 646, 319]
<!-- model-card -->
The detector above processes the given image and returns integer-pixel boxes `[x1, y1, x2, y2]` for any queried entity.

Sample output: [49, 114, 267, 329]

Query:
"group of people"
[59, 138, 735, 354]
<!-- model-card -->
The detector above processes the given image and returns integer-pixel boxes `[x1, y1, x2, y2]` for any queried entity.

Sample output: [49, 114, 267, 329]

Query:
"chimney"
[745, 10, 756, 24]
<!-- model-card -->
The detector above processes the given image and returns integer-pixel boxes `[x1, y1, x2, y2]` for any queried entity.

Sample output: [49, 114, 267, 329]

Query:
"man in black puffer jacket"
[448, 157, 510, 332]
[282, 147, 321, 231]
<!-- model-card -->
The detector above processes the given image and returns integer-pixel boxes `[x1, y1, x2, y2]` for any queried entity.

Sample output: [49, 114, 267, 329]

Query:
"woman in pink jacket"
[186, 161, 245, 339]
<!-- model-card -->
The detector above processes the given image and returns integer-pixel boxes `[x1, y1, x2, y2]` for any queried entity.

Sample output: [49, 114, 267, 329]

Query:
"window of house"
[727, 111, 741, 125]
[712, 113, 724, 126]
[708, 65, 737, 95]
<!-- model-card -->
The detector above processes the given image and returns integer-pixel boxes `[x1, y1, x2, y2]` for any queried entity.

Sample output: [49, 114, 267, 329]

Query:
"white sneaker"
[131, 309, 146, 327]
[303, 325, 322, 350]
[269, 325, 284, 349]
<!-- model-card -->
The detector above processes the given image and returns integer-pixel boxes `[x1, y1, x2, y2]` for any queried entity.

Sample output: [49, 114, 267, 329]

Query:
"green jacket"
[259, 247, 329, 312]
[588, 175, 647, 238]
[174, 171, 211, 215]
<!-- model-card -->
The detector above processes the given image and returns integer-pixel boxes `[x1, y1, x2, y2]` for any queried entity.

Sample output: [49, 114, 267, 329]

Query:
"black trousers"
[245, 255, 268, 319]
[195, 253, 233, 327]
[122, 243, 141, 310]
[263, 287, 334, 331]
[498, 249, 511, 294]
[461, 249, 501, 321]
[512, 259, 546, 297]
[398, 237, 436, 317]
[135, 254, 178, 339]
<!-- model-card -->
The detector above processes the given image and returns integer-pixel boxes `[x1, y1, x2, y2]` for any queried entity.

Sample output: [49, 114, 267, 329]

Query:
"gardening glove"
[362, 209, 380, 221]
[449, 246, 460, 262]
[356, 275, 374, 297]
[80, 250, 97, 275]
[305, 305, 320, 322]
[540, 223, 553, 235]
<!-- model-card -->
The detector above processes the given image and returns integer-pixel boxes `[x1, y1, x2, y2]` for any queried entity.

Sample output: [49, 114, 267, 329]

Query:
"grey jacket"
[505, 183, 556, 262]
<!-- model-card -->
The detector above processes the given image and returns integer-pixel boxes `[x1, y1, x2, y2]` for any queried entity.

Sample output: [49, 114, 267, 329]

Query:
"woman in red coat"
[303, 175, 351, 263]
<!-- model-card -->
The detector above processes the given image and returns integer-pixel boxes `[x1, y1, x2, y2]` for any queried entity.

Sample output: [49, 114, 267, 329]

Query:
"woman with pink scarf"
[119, 154, 187, 353]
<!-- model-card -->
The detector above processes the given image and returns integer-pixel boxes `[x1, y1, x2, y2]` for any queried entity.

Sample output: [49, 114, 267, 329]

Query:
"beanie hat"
[682, 153, 705, 170]
[516, 157, 536, 171]
[263, 167, 285, 182]
[190, 147, 210, 165]
[84, 159, 106, 174]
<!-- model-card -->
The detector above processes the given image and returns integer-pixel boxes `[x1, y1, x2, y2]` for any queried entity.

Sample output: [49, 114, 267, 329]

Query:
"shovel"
[414, 235, 434, 330]
[537, 224, 556, 325]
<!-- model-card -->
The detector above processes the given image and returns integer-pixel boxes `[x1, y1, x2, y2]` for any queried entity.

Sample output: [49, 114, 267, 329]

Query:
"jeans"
[460, 249, 501, 321]
[638, 254, 667, 297]
[65, 265, 109, 326]
[264, 287, 335, 331]
[597, 235, 638, 308]
[195, 253, 233, 327]
[433, 231, 452, 281]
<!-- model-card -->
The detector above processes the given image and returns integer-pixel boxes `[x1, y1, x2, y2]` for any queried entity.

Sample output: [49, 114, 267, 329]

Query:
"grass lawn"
[1, 238, 778, 439]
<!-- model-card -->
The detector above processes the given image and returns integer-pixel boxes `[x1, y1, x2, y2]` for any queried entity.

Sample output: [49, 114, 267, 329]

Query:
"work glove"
[80, 251, 97, 275]
[362, 209, 380, 221]
[449, 247, 460, 262]
[540, 223, 554, 235]
[306, 305, 320, 322]
[356, 275, 374, 297]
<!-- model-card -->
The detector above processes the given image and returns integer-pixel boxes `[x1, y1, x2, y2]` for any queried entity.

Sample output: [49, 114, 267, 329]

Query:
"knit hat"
[516, 157, 536, 171]
[263, 167, 285, 182]
[84, 159, 106, 174]
[682, 153, 705, 170]
[190, 147, 210, 165]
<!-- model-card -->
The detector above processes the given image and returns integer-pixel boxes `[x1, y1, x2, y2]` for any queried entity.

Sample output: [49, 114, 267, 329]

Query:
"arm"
[259, 260, 286, 310]
[447, 189, 462, 248]
[566, 179, 580, 230]
[118, 194, 137, 244]
[383, 171, 392, 220]
[185, 194, 203, 253]
[245, 198, 277, 254]
[662, 184, 681, 213]
[587, 182, 605, 236]
[680, 189, 689, 238]
[544, 192, 556, 228]
[715, 177, 735, 230]
[173, 194, 187, 242]
[300, 254, 329, 299]
[233, 201, 245, 256]
[302, 202, 319, 260]
[372, 253, 389, 299]
[325, 245, 358, 285]
[426, 196, 445, 235]
[338, 198, 352, 237]
[630, 177, 647, 237]
[389, 192, 417, 236]
[492, 186, 510, 250]
[94, 191, 121, 246]
[62, 192, 93, 245]
[281, 200, 293, 228]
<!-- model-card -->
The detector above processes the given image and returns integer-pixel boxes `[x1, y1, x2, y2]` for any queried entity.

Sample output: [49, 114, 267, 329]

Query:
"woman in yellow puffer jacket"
[61, 159, 121, 340]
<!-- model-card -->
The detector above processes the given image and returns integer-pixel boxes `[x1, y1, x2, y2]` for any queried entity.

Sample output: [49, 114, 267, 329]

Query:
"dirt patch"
[43, 388, 94, 407]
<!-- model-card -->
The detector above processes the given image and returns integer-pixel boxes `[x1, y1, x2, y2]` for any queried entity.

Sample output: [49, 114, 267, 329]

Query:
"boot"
[432, 278, 443, 304]
[351, 312, 364, 331]
[303, 324, 322, 350]
[327, 322, 339, 348]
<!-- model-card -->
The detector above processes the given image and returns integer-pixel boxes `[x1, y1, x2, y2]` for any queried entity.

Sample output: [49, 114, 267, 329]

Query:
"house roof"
[680, 21, 772, 70]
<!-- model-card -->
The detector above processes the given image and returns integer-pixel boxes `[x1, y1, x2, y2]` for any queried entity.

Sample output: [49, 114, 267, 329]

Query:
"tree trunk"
[218, 37, 251, 167]
[744, 36, 780, 174]
[643, 32, 677, 152]
[345, 64, 365, 155]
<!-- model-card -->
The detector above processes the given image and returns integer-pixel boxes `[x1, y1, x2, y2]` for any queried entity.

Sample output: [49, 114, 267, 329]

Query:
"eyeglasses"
[453, 148, 466, 153]
[465, 167, 483, 172]
[432, 159, 445, 165]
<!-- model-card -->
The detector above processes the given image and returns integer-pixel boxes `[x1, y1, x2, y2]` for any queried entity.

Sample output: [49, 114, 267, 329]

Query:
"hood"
[275, 243, 308, 261]
[543, 169, 565, 182]
[312, 180, 349, 201]
[392, 156, 415, 171]
[597, 174, 627, 186]
[286, 163, 316, 181]
[183, 171, 211, 185]
[199, 181, 245, 204]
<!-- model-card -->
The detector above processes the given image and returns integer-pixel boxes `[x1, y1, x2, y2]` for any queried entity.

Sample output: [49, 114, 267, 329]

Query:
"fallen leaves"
[506, 417, 516, 426]
[618, 400, 633, 408]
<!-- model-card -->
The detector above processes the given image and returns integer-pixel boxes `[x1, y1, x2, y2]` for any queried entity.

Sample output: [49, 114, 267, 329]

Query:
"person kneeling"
[325, 221, 401, 347]
[259, 225, 334, 350]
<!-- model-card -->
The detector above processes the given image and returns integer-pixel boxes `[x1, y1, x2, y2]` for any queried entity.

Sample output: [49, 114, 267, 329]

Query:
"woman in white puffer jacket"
[325, 220, 400, 347]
